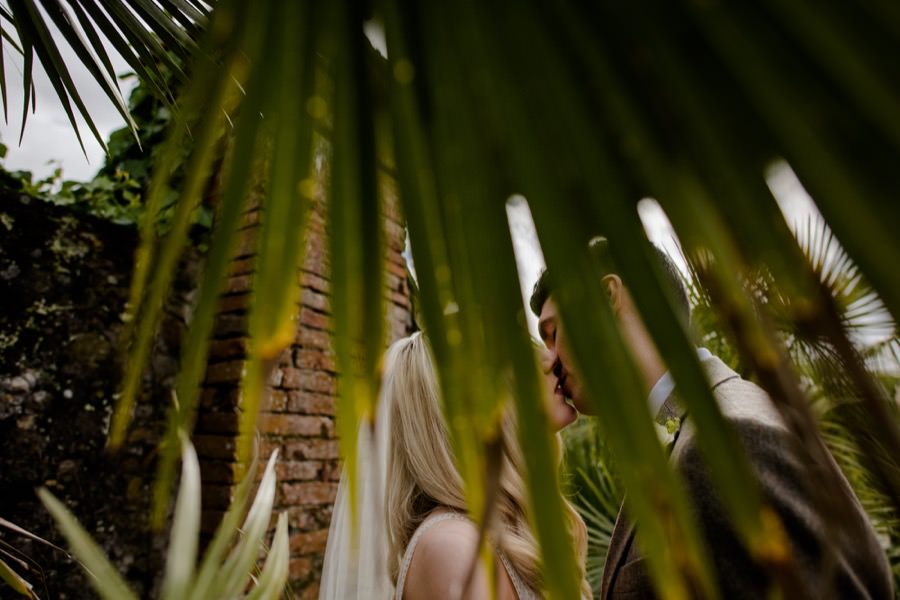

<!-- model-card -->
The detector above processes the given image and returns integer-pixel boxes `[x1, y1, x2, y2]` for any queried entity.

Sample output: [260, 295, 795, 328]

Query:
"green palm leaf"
[0, 0, 207, 152]
[7, 1, 900, 597]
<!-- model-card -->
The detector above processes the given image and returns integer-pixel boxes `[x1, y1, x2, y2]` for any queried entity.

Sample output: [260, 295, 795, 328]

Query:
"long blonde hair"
[383, 332, 590, 597]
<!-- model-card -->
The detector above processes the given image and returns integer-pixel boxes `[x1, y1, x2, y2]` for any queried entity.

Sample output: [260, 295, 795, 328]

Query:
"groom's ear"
[601, 274, 624, 313]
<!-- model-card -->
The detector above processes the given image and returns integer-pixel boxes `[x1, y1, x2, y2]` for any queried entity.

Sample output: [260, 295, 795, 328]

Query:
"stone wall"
[0, 192, 198, 598]
[0, 162, 411, 598]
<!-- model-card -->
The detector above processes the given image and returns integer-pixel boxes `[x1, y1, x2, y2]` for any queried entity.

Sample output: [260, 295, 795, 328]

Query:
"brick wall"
[195, 167, 413, 597]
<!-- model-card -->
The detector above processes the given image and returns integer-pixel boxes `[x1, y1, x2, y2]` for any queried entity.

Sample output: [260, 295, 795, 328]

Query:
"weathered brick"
[213, 313, 247, 336]
[203, 483, 235, 510]
[386, 258, 407, 279]
[233, 228, 258, 258]
[322, 462, 343, 482]
[280, 367, 301, 390]
[259, 414, 330, 437]
[207, 337, 246, 361]
[311, 370, 337, 395]
[265, 389, 289, 412]
[230, 256, 256, 276]
[285, 439, 340, 460]
[385, 271, 404, 293]
[299, 307, 330, 331]
[266, 366, 283, 387]
[388, 291, 410, 309]
[277, 347, 293, 368]
[287, 391, 335, 416]
[200, 509, 228, 536]
[295, 327, 332, 350]
[205, 360, 245, 384]
[224, 273, 253, 294]
[276, 460, 321, 482]
[196, 411, 240, 434]
[199, 460, 238, 484]
[282, 482, 338, 505]
[306, 211, 326, 234]
[281, 368, 336, 395]
[240, 209, 260, 229]
[299, 271, 330, 294]
[194, 434, 238, 460]
[259, 439, 283, 461]
[293, 349, 336, 373]
[303, 249, 328, 277]
[289, 529, 329, 556]
[199, 386, 241, 410]
[384, 219, 406, 250]
[300, 288, 330, 312]
[287, 507, 322, 531]
[289, 557, 314, 581]
[216, 294, 250, 315]
[301, 582, 320, 600]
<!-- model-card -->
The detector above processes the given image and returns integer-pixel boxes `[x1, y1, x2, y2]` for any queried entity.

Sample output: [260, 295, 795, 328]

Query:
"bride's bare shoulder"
[404, 514, 516, 600]
[404, 515, 478, 598]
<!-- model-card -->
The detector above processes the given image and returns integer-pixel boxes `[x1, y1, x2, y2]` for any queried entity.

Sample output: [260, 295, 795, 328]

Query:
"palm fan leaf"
[7, 1, 900, 597]
[0, 0, 209, 153]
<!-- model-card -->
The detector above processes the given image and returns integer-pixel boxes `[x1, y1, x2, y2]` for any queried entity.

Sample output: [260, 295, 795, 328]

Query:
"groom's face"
[538, 296, 590, 415]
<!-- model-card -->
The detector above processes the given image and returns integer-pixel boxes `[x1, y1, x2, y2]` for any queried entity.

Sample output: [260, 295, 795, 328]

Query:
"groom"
[531, 239, 892, 599]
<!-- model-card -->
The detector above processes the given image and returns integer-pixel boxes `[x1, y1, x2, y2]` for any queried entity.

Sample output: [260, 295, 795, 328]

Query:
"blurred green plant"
[5, 1, 900, 597]
[564, 213, 900, 596]
[0, 514, 72, 599]
[560, 416, 621, 597]
[0, 64, 213, 236]
[686, 212, 900, 594]
[33, 438, 289, 600]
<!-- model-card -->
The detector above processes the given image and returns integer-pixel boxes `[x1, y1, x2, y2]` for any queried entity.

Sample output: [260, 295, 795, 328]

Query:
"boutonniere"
[655, 417, 681, 448]
[665, 417, 681, 435]
[655, 423, 675, 446]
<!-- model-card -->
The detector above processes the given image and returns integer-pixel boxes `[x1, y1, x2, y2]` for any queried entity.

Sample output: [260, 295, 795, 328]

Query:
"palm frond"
[9, 0, 900, 597]
[1, 0, 209, 153]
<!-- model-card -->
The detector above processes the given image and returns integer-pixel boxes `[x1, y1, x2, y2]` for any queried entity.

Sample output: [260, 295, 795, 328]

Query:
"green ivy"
[0, 67, 216, 243]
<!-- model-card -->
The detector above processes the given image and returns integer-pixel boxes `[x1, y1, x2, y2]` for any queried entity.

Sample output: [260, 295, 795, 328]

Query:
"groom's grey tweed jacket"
[600, 356, 893, 600]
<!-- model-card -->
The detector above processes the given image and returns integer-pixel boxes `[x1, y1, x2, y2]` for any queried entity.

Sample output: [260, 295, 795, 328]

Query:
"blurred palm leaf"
[6, 1, 900, 597]
[0, 0, 208, 154]
[0, 556, 38, 599]
[561, 416, 622, 597]
[686, 211, 900, 595]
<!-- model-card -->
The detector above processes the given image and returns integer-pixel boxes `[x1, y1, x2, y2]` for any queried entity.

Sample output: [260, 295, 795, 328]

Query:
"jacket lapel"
[600, 393, 684, 599]
[600, 356, 739, 599]
[600, 505, 636, 599]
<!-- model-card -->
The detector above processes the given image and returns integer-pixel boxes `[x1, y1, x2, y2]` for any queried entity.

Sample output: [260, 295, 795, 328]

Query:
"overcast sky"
[0, 23, 138, 181]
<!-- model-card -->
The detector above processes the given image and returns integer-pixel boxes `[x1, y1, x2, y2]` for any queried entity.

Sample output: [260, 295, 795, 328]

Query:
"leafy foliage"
[686, 213, 900, 594]
[0, 66, 212, 236]
[561, 416, 622, 597]
[563, 213, 900, 596]
[6, 1, 900, 597]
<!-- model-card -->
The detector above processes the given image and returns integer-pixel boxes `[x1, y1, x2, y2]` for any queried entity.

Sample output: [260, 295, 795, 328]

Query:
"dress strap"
[395, 511, 470, 599]
[394, 511, 537, 600]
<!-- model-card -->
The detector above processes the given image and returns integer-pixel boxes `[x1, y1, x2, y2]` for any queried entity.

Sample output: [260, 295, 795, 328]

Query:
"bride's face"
[539, 345, 578, 431]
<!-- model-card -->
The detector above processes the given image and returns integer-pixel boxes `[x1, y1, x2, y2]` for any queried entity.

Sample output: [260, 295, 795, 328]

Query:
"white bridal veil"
[320, 354, 396, 599]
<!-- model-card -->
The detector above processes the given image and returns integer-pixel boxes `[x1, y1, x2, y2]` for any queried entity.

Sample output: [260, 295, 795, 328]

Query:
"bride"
[320, 332, 590, 599]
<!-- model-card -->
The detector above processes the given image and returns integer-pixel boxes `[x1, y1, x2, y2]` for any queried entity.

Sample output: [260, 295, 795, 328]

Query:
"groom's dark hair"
[529, 237, 690, 321]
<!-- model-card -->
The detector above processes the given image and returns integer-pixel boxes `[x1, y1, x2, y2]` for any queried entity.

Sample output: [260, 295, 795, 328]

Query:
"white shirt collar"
[648, 347, 713, 418]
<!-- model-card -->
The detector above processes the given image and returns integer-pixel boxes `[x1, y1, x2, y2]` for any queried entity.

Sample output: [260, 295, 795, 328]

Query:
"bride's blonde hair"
[383, 332, 590, 597]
